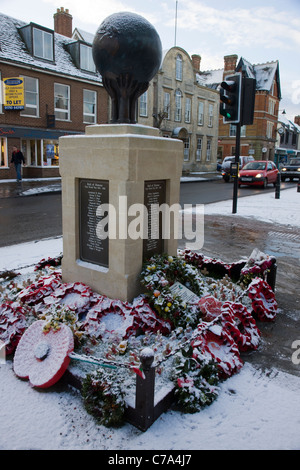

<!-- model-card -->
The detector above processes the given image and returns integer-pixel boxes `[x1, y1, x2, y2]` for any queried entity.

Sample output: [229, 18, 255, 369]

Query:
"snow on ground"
[1, 359, 300, 450]
[203, 186, 300, 227]
[0, 187, 300, 450]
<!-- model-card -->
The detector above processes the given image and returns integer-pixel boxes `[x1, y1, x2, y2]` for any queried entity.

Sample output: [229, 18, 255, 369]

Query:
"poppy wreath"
[34, 255, 63, 271]
[41, 282, 95, 317]
[0, 302, 28, 355]
[18, 272, 62, 305]
[198, 295, 223, 321]
[13, 319, 74, 388]
[124, 296, 173, 338]
[181, 248, 274, 285]
[219, 301, 261, 352]
[248, 278, 277, 321]
[140, 254, 205, 328]
[81, 294, 133, 340]
[191, 323, 243, 379]
[196, 295, 261, 352]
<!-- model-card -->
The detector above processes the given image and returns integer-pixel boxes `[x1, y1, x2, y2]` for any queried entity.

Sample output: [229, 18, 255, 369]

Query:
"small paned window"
[80, 44, 96, 72]
[33, 28, 54, 61]
[83, 89, 97, 123]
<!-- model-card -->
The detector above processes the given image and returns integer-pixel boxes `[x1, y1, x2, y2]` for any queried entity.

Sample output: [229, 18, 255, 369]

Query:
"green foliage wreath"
[140, 254, 205, 329]
[81, 369, 126, 427]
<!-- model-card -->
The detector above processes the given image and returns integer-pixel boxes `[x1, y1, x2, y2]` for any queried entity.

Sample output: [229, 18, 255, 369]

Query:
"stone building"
[199, 55, 281, 162]
[137, 47, 219, 174]
[0, 8, 108, 179]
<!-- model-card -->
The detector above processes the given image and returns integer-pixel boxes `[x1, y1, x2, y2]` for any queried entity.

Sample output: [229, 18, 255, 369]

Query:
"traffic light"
[240, 77, 256, 126]
[219, 73, 241, 124]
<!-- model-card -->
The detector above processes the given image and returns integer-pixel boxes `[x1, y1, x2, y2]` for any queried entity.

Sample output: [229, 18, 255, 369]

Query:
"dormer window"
[18, 23, 54, 62]
[65, 41, 96, 73]
[33, 27, 54, 61]
[80, 44, 95, 72]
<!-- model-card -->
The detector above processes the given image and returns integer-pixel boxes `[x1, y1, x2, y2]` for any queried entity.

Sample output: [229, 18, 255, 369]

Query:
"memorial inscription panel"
[79, 179, 109, 268]
[143, 180, 166, 259]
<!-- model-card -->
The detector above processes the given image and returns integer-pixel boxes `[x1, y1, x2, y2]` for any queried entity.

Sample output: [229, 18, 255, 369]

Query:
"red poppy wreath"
[13, 320, 74, 388]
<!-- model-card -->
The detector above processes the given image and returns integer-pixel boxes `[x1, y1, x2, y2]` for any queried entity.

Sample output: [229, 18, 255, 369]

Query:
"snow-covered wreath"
[0, 248, 278, 424]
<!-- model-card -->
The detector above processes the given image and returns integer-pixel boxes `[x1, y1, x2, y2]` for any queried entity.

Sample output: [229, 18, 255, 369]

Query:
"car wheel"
[290, 177, 294, 182]
[263, 178, 268, 189]
[281, 176, 285, 182]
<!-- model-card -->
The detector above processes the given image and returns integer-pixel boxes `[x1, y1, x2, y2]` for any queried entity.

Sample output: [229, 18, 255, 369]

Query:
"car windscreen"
[289, 159, 300, 165]
[243, 162, 266, 170]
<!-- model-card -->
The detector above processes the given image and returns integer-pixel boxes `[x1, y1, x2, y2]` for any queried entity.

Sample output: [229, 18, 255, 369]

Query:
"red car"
[238, 160, 279, 188]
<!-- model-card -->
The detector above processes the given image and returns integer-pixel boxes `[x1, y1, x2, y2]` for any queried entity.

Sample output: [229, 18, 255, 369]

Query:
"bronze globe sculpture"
[92, 12, 162, 124]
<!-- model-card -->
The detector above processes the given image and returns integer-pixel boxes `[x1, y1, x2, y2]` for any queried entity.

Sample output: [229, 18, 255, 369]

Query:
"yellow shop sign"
[3, 77, 24, 110]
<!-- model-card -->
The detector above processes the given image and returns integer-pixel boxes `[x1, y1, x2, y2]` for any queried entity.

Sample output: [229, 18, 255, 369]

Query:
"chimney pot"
[54, 7, 73, 38]
[223, 54, 238, 77]
[191, 54, 201, 72]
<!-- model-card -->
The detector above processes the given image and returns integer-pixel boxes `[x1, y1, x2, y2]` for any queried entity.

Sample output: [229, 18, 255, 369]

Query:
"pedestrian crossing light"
[219, 73, 241, 124]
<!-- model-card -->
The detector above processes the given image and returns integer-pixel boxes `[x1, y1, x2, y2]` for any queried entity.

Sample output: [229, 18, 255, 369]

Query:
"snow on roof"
[72, 28, 95, 45]
[254, 61, 279, 93]
[198, 56, 280, 97]
[0, 12, 102, 84]
[196, 69, 223, 89]
[278, 113, 300, 133]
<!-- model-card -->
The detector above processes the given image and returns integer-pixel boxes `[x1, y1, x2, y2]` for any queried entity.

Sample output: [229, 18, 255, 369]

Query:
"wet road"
[0, 193, 62, 247]
[0, 178, 295, 247]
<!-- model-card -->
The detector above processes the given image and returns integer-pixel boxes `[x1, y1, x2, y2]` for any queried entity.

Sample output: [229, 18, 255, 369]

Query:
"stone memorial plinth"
[59, 123, 183, 302]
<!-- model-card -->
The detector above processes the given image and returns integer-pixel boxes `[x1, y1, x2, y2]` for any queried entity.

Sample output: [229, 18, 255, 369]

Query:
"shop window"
[54, 83, 70, 121]
[83, 89, 97, 123]
[20, 76, 39, 117]
[21, 139, 58, 167]
[43, 140, 59, 166]
[0, 138, 7, 167]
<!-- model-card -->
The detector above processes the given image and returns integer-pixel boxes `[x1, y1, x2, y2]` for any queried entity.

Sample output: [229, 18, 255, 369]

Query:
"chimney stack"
[54, 7, 73, 38]
[191, 54, 201, 72]
[294, 115, 300, 126]
[223, 54, 238, 77]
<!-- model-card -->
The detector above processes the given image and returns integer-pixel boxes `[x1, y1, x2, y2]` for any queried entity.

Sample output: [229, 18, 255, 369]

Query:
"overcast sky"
[1, 0, 299, 121]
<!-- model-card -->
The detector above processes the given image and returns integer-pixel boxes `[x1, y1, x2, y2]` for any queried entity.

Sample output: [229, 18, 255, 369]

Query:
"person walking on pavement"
[11, 146, 25, 182]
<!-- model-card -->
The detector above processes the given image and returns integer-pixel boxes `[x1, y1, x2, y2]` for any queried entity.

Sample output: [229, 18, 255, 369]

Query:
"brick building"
[0, 8, 108, 179]
[137, 47, 219, 174]
[199, 55, 281, 162]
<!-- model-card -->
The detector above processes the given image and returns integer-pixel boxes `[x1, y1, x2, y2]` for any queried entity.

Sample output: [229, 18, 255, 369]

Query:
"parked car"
[222, 156, 255, 182]
[280, 157, 300, 181]
[238, 160, 278, 188]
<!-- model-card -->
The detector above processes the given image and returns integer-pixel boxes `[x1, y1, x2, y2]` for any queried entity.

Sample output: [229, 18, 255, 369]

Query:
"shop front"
[0, 125, 82, 179]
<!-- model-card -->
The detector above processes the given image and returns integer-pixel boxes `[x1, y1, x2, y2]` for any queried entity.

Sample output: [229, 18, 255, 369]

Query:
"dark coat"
[11, 150, 25, 165]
